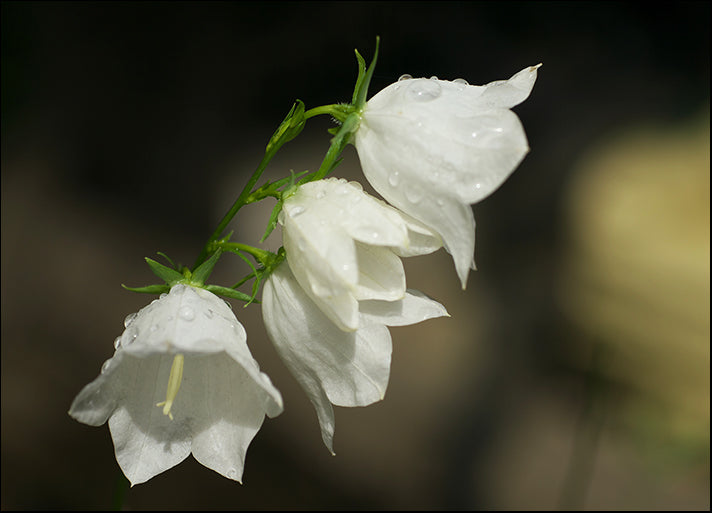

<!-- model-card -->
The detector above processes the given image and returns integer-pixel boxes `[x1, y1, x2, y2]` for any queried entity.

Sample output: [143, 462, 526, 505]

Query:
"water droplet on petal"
[223, 300, 233, 310]
[349, 181, 363, 191]
[204, 309, 214, 319]
[178, 306, 194, 321]
[124, 326, 138, 345]
[124, 312, 137, 328]
[398, 73, 412, 81]
[430, 75, 439, 80]
[453, 77, 469, 85]
[101, 359, 112, 374]
[388, 171, 400, 187]
[316, 189, 326, 199]
[404, 183, 424, 203]
[113, 336, 122, 350]
[290, 206, 305, 217]
[407, 80, 441, 102]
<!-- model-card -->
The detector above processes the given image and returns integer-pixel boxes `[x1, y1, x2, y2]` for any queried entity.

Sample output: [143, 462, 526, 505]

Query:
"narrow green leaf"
[122, 283, 171, 294]
[204, 284, 255, 303]
[351, 48, 367, 105]
[261, 199, 283, 242]
[191, 249, 222, 285]
[354, 36, 380, 109]
[156, 251, 177, 269]
[145, 257, 184, 285]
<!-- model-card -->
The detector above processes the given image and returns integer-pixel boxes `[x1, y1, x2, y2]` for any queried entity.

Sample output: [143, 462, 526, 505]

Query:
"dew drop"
[398, 73, 413, 81]
[204, 309, 214, 319]
[453, 77, 469, 85]
[290, 206, 305, 217]
[388, 171, 400, 187]
[429, 75, 439, 80]
[404, 183, 424, 203]
[316, 189, 326, 199]
[113, 336, 122, 350]
[124, 327, 138, 345]
[223, 299, 233, 310]
[160, 293, 168, 299]
[349, 181, 363, 191]
[101, 359, 112, 374]
[178, 306, 195, 321]
[406, 80, 441, 102]
[124, 312, 137, 328]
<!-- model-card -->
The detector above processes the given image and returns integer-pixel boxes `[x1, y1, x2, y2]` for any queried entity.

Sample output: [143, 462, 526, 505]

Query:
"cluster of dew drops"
[101, 290, 236, 374]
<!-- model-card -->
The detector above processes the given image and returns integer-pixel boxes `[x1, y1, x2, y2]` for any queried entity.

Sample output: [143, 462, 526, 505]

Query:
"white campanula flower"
[262, 261, 448, 452]
[68, 284, 283, 486]
[354, 65, 541, 288]
[279, 177, 443, 332]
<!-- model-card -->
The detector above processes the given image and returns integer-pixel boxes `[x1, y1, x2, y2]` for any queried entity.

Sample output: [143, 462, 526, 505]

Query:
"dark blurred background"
[2, 1, 709, 510]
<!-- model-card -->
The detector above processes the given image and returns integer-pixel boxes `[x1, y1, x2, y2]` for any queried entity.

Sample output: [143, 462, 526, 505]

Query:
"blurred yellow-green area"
[1, 1, 709, 510]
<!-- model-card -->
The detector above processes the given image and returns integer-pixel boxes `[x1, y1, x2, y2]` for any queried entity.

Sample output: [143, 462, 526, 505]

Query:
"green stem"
[304, 103, 352, 122]
[192, 103, 354, 271]
[192, 147, 278, 270]
[309, 112, 361, 182]
[212, 241, 274, 266]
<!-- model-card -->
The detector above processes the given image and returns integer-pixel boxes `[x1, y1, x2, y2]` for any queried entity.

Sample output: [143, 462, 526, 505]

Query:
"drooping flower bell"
[353, 65, 541, 288]
[68, 283, 283, 486]
[279, 177, 443, 332]
[262, 177, 449, 451]
[262, 261, 448, 453]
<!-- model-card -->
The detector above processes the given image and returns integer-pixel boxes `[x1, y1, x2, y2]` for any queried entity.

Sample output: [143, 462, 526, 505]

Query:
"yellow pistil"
[156, 354, 184, 420]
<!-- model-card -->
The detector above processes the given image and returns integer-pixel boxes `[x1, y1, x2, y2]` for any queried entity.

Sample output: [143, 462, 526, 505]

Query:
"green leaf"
[145, 257, 184, 285]
[352, 36, 380, 110]
[351, 48, 367, 105]
[191, 249, 222, 285]
[204, 284, 255, 303]
[261, 198, 283, 242]
[156, 251, 177, 269]
[122, 283, 171, 294]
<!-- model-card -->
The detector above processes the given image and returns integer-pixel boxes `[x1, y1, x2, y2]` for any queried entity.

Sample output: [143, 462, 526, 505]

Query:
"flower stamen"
[156, 353, 184, 420]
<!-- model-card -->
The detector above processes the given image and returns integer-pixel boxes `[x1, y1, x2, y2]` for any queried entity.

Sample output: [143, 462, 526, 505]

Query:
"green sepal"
[204, 284, 255, 303]
[191, 249, 222, 286]
[352, 36, 380, 110]
[146, 257, 184, 285]
[261, 198, 283, 242]
[121, 283, 171, 294]
[156, 251, 177, 269]
[266, 99, 306, 154]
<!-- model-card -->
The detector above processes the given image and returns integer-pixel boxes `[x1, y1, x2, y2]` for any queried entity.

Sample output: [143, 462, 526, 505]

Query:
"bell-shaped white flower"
[262, 261, 448, 453]
[280, 177, 442, 332]
[354, 65, 541, 288]
[68, 284, 283, 486]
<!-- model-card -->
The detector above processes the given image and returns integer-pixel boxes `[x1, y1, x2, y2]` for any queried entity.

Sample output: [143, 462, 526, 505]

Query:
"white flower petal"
[107, 354, 193, 486]
[479, 64, 541, 109]
[262, 264, 392, 451]
[359, 289, 450, 327]
[355, 65, 538, 287]
[354, 242, 406, 301]
[189, 355, 271, 483]
[69, 285, 282, 485]
[390, 209, 443, 257]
